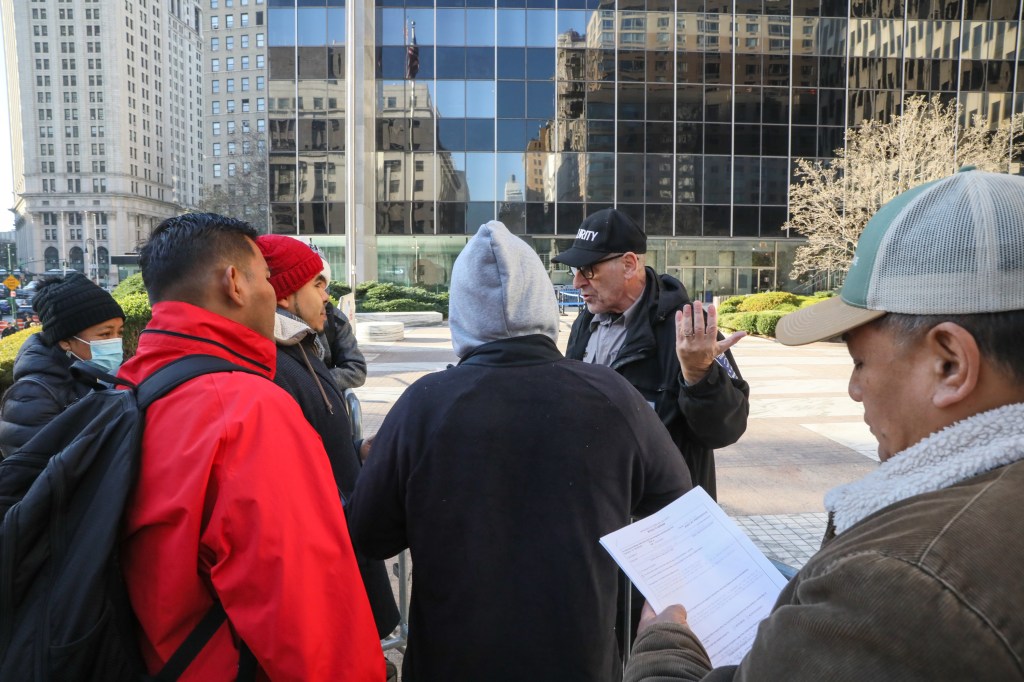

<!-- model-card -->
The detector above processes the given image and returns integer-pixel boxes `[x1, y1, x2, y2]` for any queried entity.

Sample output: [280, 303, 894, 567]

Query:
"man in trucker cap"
[622, 167, 1024, 682]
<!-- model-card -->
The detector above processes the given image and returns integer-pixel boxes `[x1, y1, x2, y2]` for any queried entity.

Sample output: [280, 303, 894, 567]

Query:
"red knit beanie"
[256, 235, 325, 300]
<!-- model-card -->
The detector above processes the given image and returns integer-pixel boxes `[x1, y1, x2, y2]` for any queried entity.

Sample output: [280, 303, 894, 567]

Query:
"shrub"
[114, 292, 153, 358]
[719, 311, 759, 334]
[363, 283, 404, 302]
[813, 290, 837, 298]
[358, 298, 425, 313]
[111, 273, 147, 299]
[0, 327, 43, 393]
[798, 297, 827, 309]
[774, 303, 799, 313]
[755, 310, 788, 337]
[327, 281, 352, 299]
[355, 280, 380, 298]
[355, 281, 449, 317]
[737, 291, 801, 312]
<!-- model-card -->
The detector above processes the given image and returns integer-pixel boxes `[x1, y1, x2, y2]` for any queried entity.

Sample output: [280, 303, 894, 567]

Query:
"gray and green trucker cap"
[776, 167, 1024, 345]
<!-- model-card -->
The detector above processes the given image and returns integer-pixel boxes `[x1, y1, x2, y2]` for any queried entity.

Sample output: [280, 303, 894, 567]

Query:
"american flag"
[405, 22, 419, 80]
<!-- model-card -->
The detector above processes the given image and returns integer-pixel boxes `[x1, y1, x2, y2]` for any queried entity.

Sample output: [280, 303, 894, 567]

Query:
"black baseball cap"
[552, 209, 647, 268]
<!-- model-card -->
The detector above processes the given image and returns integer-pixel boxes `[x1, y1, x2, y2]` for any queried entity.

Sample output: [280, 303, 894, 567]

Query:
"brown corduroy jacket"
[625, 459, 1024, 681]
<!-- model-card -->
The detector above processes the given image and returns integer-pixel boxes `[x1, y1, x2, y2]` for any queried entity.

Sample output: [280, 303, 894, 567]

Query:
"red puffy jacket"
[119, 302, 382, 681]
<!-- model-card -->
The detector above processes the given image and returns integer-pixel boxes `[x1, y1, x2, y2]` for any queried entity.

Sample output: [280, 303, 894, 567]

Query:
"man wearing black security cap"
[553, 209, 749, 499]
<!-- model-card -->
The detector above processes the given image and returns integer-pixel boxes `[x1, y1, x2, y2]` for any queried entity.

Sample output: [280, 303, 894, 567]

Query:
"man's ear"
[925, 322, 980, 409]
[623, 252, 642, 279]
[220, 265, 247, 307]
[277, 293, 293, 310]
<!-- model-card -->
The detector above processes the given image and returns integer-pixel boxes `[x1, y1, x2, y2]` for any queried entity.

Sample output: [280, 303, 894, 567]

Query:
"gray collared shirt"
[582, 293, 644, 366]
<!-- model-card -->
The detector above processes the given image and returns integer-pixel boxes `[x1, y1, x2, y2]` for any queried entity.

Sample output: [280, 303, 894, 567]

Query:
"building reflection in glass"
[267, 0, 1023, 295]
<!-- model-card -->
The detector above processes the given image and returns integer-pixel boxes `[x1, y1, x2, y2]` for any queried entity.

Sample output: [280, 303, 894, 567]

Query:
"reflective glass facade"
[268, 0, 1023, 294]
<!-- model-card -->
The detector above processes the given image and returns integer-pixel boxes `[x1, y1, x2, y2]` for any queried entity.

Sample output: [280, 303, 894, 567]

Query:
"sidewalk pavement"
[353, 316, 879, 571]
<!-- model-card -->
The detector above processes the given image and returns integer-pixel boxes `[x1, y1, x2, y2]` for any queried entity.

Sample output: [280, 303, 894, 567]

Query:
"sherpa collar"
[274, 309, 313, 347]
[824, 402, 1024, 535]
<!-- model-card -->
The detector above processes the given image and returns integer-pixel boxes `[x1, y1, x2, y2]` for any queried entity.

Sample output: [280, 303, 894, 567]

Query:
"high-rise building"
[200, 0, 270, 230]
[1, 0, 204, 285]
[267, 0, 1023, 296]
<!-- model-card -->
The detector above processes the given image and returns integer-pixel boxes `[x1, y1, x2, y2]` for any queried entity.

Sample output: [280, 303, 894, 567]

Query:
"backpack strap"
[136, 354, 263, 410]
[136, 354, 264, 682]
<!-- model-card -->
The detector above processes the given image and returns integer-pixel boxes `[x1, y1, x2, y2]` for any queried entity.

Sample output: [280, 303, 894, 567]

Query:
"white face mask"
[68, 336, 124, 374]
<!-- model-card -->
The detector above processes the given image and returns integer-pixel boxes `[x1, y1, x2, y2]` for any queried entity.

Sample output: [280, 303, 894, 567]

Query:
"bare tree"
[786, 95, 1024, 281]
[199, 131, 270, 231]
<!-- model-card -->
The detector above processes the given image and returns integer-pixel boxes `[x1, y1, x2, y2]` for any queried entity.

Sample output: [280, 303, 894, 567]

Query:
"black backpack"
[0, 355, 261, 681]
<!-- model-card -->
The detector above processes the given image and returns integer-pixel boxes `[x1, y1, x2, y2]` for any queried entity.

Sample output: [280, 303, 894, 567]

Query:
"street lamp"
[85, 238, 97, 283]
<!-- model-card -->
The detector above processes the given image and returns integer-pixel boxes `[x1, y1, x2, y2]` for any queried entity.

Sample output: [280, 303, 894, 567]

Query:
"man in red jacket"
[119, 213, 383, 681]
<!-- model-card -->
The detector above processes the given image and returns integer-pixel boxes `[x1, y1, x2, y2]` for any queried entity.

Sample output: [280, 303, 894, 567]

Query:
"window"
[256, 118, 265, 132]
[226, 120, 236, 134]
[226, 57, 234, 71]
[212, 121, 221, 135]
[256, 33, 264, 47]
[225, 36, 234, 49]
[213, 164, 222, 177]
[227, 142, 236, 155]
[256, 97, 265, 112]
[225, 14, 234, 28]
[211, 59, 220, 71]
[212, 143, 221, 156]
[226, 78, 235, 92]
[241, 77, 249, 91]
[240, 13, 248, 26]
[212, 80, 220, 93]
[227, 163, 237, 176]
[240, 34, 249, 48]
[226, 100, 236, 113]
[241, 98, 249, 112]
[240, 56, 249, 69]
[256, 76, 264, 90]
[211, 37, 219, 51]
[256, 55, 264, 68]
[212, 101, 221, 114]
[211, 16, 219, 29]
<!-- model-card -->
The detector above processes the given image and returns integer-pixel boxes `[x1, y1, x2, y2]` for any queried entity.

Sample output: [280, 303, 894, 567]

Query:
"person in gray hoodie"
[347, 220, 692, 682]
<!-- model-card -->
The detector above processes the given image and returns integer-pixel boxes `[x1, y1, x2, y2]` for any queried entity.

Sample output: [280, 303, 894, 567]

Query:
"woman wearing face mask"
[0, 273, 125, 459]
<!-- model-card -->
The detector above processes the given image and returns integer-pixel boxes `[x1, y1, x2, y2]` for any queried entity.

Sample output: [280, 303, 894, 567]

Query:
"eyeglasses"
[570, 253, 624, 280]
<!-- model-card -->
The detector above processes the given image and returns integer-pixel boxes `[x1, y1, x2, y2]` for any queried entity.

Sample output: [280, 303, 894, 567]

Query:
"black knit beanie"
[34, 273, 125, 347]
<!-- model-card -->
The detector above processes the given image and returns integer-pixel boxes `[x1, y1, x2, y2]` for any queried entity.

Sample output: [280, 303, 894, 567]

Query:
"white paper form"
[600, 487, 790, 666]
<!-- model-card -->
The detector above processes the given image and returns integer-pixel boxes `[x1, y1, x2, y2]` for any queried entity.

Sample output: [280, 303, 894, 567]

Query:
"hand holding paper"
[600, 487, 789, 666]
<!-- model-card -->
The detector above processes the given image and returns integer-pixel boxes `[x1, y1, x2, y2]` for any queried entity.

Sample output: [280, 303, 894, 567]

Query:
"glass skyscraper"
[267, 0, 1022, 297]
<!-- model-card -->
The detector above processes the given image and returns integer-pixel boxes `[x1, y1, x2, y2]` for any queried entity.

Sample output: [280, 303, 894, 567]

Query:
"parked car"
[0, 299, 10, 315]
[15, 303, 34, 322]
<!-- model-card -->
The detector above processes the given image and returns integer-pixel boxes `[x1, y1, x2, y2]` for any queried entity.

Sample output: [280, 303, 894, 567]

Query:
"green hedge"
[0, 327, 43, 392]
[356, 281, 449, 317]
[111, 273, 147, 299]
[327, 281, 352, 299]
[737, 291, 801, 312]
[117, 292, 153, 358]
[754, 310, 787, 337]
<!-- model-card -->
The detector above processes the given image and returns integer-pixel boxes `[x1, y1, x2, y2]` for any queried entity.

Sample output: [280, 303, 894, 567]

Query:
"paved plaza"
[353, 316, 878, 570]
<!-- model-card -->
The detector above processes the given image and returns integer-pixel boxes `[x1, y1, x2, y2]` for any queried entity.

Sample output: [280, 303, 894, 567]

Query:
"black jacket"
[319, 302, 367, 389]
[0, 334, 94, 458]
[565, 269, 750, 499]
[273, 331, 400, 638]
[347, 335, 692, 682]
